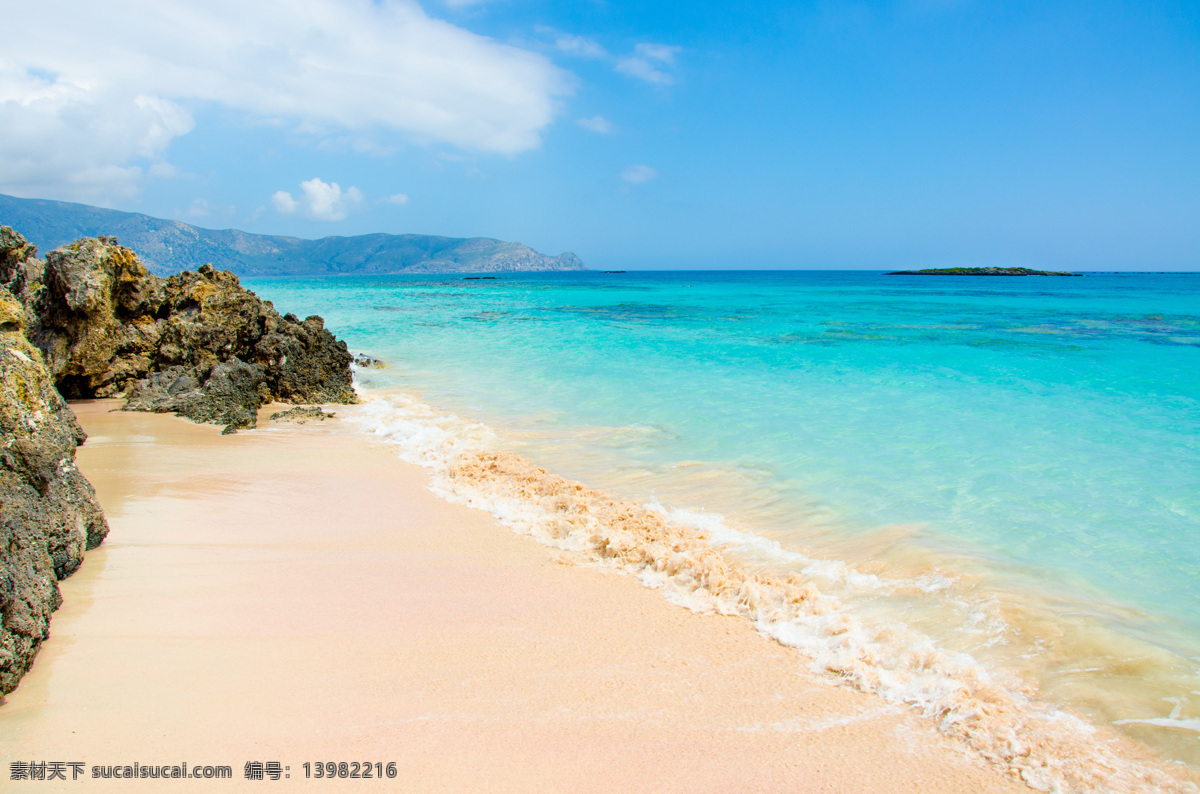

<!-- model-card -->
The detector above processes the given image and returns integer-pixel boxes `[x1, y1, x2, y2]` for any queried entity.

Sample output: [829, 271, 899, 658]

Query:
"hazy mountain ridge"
[0, 193, 586, 276]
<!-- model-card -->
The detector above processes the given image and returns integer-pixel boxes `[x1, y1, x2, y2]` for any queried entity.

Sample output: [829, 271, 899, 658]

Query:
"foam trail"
[1117, 700, 1200, 735]
[647, 500, 909, 591]
[356, 392, 1196, 794]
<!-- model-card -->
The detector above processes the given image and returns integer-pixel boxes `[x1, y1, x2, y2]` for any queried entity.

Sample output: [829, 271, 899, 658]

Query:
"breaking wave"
[356, 391, 1195, 793]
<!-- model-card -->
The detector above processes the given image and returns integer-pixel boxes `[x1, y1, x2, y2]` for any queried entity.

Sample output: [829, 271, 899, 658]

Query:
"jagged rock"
[270, 406, 334, 424]
[352, 353, 387, 369]
[0, 228, 356, 430]
[0, 286, 108, 696]
[0, 228, 44, 330]
[120, 366, 200, 413]
[0, 226, 38, 286]
[124, 359, 270, 434]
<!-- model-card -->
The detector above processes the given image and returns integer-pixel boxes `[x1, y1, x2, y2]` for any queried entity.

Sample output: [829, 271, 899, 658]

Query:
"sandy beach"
[0, 399, 1038, 792]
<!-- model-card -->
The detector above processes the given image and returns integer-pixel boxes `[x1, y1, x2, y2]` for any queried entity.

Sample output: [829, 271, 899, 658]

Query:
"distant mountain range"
[0, 193, 586, 276]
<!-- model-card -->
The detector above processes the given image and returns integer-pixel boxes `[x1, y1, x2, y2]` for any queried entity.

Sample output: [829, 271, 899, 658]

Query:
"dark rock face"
[0, 285, 109, 696]
[1, 228, 357, 433]
[124, 360, 269, 434]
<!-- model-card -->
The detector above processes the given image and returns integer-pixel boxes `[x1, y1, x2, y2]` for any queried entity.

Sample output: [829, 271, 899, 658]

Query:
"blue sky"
[2, 0, 1198, 269]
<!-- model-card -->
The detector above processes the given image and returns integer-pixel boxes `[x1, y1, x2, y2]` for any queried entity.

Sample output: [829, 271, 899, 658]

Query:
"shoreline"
[0, 400, 1034, 792]
[353, 390, 1200, 792]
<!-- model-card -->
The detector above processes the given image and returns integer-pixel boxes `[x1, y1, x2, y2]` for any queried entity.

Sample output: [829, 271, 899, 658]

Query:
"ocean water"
[250, 270, 1200, 783]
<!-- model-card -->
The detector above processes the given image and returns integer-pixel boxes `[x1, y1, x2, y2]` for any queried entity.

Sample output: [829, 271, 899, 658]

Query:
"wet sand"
[0, 400, 1031, 791]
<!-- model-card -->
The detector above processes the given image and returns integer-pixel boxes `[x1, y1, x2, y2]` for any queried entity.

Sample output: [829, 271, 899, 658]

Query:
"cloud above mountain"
[272, 178, 364, 222]
[0, 0, 570, 202]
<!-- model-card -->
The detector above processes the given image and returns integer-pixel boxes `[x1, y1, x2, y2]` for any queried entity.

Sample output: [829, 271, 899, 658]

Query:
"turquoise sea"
[250, 270, 1200, 767]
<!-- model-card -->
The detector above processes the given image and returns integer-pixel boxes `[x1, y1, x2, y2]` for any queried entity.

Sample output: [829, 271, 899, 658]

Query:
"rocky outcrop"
[1, 229, 357, 433]
[352, 353, 387, 369]
[0, 286, 108, 696]
[0, 223, 359, 696]
[123, 360, 269, 434]
[270, 406, 335, 424]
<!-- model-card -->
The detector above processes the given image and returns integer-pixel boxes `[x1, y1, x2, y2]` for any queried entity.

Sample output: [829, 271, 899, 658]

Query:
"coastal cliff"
[0, 224, 358, 695]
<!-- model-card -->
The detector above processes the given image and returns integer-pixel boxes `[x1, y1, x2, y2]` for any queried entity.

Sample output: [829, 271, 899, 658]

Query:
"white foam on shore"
[1117, 700, 1200, 736]
[355, 391, 1196, 793]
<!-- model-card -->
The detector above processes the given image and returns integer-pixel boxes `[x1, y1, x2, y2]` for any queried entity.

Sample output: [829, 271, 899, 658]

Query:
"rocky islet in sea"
[886, 266, 1081, 276]
[0, 225, 358, 696]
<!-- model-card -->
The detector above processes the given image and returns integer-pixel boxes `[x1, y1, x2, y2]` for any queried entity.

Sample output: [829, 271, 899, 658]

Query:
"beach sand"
[0, 400, 1032, 791]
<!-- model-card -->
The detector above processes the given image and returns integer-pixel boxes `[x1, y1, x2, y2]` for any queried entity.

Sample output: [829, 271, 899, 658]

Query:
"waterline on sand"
[355, 390, 1195, 793]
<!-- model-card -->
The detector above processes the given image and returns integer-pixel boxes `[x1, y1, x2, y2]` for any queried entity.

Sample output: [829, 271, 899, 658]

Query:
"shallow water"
[250, 270, 1200, 770]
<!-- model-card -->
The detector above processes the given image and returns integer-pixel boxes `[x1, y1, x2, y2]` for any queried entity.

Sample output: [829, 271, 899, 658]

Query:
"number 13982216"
[303, 762, 397, 779]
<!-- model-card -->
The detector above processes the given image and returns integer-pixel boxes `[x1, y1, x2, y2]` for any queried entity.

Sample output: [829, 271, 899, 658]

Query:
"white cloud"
[621, 165, 658, 185]
[0, 73, 195, 201]
[148, 162, 183, 179]
[577, 116, 614, 135]
[270, 191, 298, 215]
[272, 178, 364, 221]
[616, 58, 672, 85]
[1, 0, 570, 201]
[133, 95, 195, 157]
[537, 27, 678, 90]
[550, 32, 608, 59]
[382, 193, 410, 205]
[616, 42, 680, 85]
[635, 43, 680, 64]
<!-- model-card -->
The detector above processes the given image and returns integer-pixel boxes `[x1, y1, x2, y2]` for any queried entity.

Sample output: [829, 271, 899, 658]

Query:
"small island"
[886, 267, 1081, 276]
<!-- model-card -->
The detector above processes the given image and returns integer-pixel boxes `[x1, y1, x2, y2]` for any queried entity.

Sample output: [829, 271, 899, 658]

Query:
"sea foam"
[356, 391, 1196, 794]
